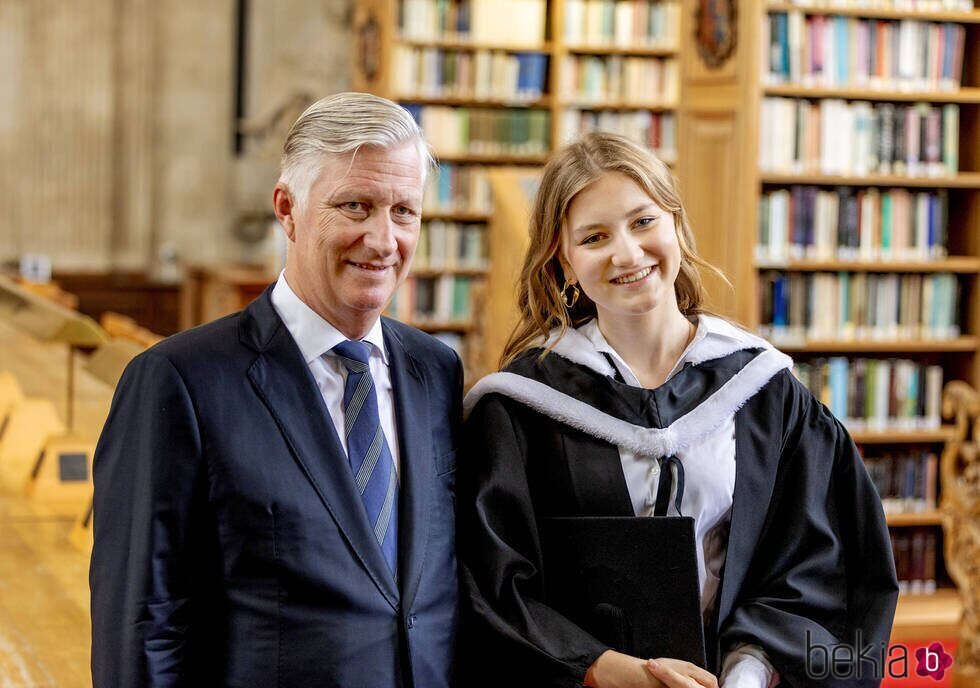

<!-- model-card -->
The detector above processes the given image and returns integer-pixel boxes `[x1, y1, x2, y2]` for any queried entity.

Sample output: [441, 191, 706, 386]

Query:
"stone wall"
[0, 0, 352, 273]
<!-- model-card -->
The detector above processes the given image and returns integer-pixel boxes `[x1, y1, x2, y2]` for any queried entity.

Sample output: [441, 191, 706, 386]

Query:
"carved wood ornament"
[941, 381, 980, 687]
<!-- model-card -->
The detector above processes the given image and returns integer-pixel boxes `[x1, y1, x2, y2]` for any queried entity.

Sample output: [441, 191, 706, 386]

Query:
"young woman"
[457, 133, 898, 688]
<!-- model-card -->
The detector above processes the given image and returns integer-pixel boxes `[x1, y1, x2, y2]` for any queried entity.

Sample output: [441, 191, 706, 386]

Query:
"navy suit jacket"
[90, 288, 462, 687]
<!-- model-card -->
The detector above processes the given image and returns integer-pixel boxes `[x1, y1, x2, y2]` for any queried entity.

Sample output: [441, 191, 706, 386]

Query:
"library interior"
[0, 0, 978, 684]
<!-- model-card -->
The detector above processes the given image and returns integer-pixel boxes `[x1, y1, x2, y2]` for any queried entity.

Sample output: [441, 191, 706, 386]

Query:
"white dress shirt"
[578, 316, 777, 688]
[270, 272, 401, 477]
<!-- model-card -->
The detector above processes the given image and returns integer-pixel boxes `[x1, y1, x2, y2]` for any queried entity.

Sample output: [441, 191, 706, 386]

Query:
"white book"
[914, 193, 929, 261]
[770, 190, 790, 263]
[853, 102, 873, 176]
[565, 0, 585, 44]
[613, 0, 632, 47]
[874, 360, 891, 430]
[585, 0, 604, 45]
[819, 100, 835, 174]
[897, 20, 916, 90]
[436, 274, 454, 321]
[788, 11, 804, 84]
[759, 99, 772, 171]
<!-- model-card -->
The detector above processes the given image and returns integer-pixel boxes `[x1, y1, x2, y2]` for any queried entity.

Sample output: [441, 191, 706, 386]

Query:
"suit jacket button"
[407, 614, 417, 629]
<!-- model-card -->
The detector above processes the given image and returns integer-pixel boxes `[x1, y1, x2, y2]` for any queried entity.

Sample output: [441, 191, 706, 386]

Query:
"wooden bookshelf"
[679, 0, 980, 635]
[354, 0, 684, 378]
[396, 95, 554, 108]
[887, 511, 943, 527]
[759, 172, 980, 189]
[773, 336, 979, 353]
[763, 85, 980, 103]
[421, 211, 492, 222]
[848, 426, 956, 444]
[754, 257, 980, 272]
[891, 588, 962, 641]
[563, 45, 679, 56]
[395, 37, 554, 52]
[559, 99, 677, 111]
[410, 268, 489, 278]
[765, 3, 980, 21]
[410, 320, 476, 334]
[433, 152, 549, 165]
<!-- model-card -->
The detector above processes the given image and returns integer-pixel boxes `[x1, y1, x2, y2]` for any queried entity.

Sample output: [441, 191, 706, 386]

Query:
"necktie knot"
[333, 339, 371, 370]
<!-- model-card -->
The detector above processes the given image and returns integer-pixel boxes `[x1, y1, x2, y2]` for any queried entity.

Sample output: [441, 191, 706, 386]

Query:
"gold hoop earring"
[561, 280, 580, 308]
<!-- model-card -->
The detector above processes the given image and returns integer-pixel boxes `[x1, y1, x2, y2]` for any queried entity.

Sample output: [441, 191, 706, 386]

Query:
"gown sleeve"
[718, 372, 899, 687]
[457, 393, 610, 688]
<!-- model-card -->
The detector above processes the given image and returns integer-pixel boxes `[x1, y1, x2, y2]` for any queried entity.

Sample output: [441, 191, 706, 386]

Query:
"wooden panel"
[482, 168, 539, 378]
[678, 114, 744, 320]
[54, 271, 181, 336]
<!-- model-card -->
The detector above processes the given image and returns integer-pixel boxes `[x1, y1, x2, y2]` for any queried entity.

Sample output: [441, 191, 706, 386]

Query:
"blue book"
[829, 357, 850, 422]
[439, 163, 454, 207]
[457, 0, 471, 35]
[942, 24, 954, 83]
[772, 274, 788, 330]
[516, 54, 531, 96]
[402, 104, 423, 124]
[532, 54, 548, 97]
[927, 193, 936, 253]
[835, 16, 848, 86]
[775, 14, 789, 80]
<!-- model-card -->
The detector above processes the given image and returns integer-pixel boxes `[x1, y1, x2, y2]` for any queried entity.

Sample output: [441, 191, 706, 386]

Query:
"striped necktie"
[332, 339, 398, 577]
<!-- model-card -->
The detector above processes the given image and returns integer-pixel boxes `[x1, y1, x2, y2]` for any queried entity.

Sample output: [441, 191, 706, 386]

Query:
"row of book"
[559, 110, 676, 158]
[400, 0, 547, 45]
[759, 98, 960, 177]
[768, 0, 973, 14]
[424, 163, 493, 215]
[759, 271, 961, 341]
[415, 221, 488, 270]
[563, 0, 681, 47]
[404, 105, 550, 156]
[792, 357, 943, 430]
[865, 451, 938, 514]
[892, 529, 938, 595]
[756, 186, 949, 263]
[560, 55, 679, 105]
[393, 47, 549, 102]
[763, 14, 966, 91]
[388, 274, 476, 324]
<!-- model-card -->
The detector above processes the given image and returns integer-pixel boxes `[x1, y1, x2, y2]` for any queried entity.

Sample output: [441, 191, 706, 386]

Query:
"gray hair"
[278, 92, 435, 210]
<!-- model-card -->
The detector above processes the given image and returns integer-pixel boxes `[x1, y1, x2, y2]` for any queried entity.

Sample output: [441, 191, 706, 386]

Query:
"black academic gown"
[457, 347, 898, 688]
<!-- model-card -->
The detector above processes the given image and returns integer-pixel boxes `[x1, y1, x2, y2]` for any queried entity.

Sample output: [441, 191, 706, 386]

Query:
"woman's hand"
[585, 650, 718, 688]
[645, 658, 719, 688]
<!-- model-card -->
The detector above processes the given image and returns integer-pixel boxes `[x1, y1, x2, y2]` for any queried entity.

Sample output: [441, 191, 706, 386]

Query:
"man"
[91, 92, 462, 687]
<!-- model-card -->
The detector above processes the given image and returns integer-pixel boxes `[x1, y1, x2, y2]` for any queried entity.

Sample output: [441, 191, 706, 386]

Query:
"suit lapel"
[243, 299, 398, 607]
[384, 324, 432, 612]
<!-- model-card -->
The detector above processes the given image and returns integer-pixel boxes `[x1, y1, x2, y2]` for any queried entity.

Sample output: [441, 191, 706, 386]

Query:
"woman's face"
[560, 171, 682, 323]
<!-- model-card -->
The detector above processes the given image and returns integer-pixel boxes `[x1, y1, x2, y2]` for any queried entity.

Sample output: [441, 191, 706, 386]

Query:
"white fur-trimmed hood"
[464, 316, 792, 459]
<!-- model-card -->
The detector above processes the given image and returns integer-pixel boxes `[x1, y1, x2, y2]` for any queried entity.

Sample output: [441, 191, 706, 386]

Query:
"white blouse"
[577, 316, 778, 688]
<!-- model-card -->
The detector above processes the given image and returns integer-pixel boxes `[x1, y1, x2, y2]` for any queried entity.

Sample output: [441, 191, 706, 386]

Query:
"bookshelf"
[677, 0, 978, 631]
[353, 0, 682, 378]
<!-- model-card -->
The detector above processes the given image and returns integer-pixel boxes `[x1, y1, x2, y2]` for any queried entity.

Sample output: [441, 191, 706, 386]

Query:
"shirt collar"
[270, 272, 388, 366]
[578, 315, 709, 387]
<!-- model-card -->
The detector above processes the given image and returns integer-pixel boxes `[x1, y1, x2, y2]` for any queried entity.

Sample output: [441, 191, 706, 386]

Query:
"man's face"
[277, 143, 424, 337]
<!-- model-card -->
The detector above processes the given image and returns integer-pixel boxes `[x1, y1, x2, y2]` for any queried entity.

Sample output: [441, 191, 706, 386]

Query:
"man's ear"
[273, 184, 298, 241]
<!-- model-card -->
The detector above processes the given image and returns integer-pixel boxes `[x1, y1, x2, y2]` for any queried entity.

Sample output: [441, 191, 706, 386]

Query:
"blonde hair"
[279, 92, 435, 211]
[501, 132, 727, 367]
